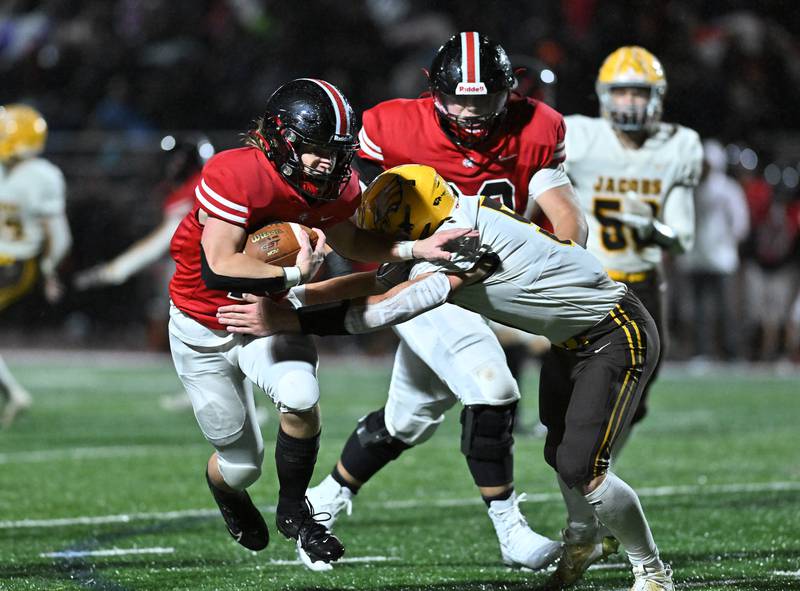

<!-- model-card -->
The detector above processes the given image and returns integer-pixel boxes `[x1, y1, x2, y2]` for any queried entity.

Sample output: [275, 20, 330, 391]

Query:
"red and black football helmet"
[253, 78, 359, 201]
[429, 32, 517, 148]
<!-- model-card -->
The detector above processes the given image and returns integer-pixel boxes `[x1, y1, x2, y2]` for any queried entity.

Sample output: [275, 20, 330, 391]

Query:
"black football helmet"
[429, 32, 516, 148]
[160, 134, 214, 184]
[252, 78, 359, 201]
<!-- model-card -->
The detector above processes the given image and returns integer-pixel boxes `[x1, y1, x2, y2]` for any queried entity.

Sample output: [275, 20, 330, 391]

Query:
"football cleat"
[487, 492, 563, 570]
[630, 562, 674, 591]
[0, 387, 32, 429]
[206, 471, 269, 551]
[305, 474, 354, 529]
[276, 498, 345, 566]
[550, 530, 620, 587]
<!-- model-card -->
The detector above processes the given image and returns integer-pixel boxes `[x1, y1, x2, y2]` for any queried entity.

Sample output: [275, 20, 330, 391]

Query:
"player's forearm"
[200, 248, 290, 293]
[295, 272, 452, 335]
[551, 215, 588, 247]
[104, 218, 180, 283]
[288, 271, 385, 307]
[532, 184, 588, 247]
[328, 223, 409, 263]
[40, 215, 72, 276]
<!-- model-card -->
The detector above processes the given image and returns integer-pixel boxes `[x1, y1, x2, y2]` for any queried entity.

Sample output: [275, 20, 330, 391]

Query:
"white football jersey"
[0, 158, 66, 260]
[411, 196, 626, 344]
[564, 115, 702, 273]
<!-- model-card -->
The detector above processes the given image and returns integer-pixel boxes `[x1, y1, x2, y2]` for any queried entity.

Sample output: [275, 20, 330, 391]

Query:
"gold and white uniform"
[0, 158, 66, 308]
[564, 115, 702, 277]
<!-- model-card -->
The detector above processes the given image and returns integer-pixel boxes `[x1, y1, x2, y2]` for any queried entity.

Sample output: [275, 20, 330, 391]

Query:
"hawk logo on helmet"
[358, 165, 456, 241]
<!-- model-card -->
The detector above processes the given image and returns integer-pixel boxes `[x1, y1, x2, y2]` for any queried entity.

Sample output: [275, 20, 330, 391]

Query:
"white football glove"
[605, 191, 655, 238]
[73, 264, 119, 290]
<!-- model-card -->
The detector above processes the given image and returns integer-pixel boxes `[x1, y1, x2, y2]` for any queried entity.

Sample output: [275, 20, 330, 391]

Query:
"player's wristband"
[396, 240, 416, 260]
[296, 300, 352, 335]
[283, 266, 302, 288]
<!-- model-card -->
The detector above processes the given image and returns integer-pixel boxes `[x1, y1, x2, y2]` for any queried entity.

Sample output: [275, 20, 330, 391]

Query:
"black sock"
[482, 487, 514, 507]
[331, 465, 359, 493]
[275, 428, 319, 515]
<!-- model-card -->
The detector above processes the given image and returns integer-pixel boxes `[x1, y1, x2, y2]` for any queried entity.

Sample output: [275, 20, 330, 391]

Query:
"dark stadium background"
[2, 0, 799, 362]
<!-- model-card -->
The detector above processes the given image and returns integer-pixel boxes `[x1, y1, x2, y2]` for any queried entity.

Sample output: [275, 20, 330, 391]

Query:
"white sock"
[584, 471, 662, 568]
[557, 474, 598, 542]
[319, 473, 355, 496]
[0, 355, 27, 399]
[488, 489, 517, 512]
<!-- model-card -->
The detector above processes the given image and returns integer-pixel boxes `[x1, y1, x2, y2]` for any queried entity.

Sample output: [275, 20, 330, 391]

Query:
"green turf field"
[0, 355, 798, 590]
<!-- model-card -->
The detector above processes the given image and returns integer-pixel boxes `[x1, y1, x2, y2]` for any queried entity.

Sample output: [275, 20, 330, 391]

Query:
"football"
[243, 222, 318, 267]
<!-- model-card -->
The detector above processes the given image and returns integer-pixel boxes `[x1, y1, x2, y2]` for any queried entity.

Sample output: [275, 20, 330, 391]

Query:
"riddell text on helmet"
[456, 82, 487, 95]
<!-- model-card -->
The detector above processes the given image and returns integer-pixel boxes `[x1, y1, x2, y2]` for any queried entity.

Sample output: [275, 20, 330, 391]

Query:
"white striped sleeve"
[552, 139, 566, 164]
[195, 177, 249, 226]
[358, 127, 384, 162]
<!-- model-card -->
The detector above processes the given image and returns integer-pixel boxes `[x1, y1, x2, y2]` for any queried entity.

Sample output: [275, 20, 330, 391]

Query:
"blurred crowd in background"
[2, 0, 799, 363]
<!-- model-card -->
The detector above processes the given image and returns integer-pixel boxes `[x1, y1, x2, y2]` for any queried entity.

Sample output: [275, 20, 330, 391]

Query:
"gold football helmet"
[0, 104, 48, 162]
[596, 46, 666, 133]
[357, 164, 456, 240]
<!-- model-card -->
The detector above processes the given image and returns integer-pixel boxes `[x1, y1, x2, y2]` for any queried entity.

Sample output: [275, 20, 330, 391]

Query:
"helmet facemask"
[251, 78, 359, 202]
[595, 46, 667, 135]
[261, 117, 357, 202]
[597, 83, 665, 133]
[433, 90, 509, 148]
[428, 32, 516, 150]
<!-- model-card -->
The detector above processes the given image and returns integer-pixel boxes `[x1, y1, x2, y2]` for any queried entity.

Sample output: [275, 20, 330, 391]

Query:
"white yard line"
[682, 580, 744, 588]
[40, 547, 175, 558]
[2, 480, 798, 531]
[773, 570, 800, 577]
[0, 444, 208, 465]
[267, 556, 399, 566]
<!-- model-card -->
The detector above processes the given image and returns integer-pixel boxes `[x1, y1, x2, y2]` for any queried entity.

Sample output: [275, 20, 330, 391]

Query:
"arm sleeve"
[344, 272, 451, 333]
[39, 213, 72, 276]
[29, 161, 66, 216]
[661, 185, 695, 253]
[296, 273, 452, 335]
[676, 129, 704, 188]
[661, 130, 703, 252]
[194, 161, 250, 228]
[199, 247, 286, 293]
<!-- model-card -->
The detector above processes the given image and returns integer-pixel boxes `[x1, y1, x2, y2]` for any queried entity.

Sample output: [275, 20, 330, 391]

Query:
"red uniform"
[162, 171, 202, 219]
[169, 147, 361, 328]
[357, 95, 565, 215]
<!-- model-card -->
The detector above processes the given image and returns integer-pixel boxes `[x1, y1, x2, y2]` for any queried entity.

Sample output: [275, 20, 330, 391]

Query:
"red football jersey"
[162, 171, 202, 218]
[169, 147, 361, 328]
[357, 95, 566, 216]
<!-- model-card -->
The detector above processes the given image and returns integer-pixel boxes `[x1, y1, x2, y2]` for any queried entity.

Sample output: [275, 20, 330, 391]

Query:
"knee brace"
[341, 408, 411, 484]
[460, 403, 517, 461]
[355, 408, 411, 457]
[460, 403, 517, 487]
[271, 361, 320, 412]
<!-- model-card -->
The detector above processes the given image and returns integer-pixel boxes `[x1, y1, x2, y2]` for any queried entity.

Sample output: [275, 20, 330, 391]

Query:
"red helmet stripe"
[302, 78, 350, 137]
[460, 32, 480, 83]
